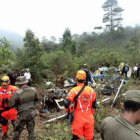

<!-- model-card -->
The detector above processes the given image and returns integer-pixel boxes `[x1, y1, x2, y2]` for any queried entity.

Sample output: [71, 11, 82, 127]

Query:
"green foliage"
[124, 34, 140, 65]
[0, 38, 15, 72]
[7, 26, 140, 84]
[43, 122, 71, 140]
[0, 37, 11, 48]
[76, 48, 124, 71]
[43, 50, 78, 80]
[41, 36, 58, 52]
[95, 102, 108, 123]
[36, 121, 72, 140]
[61, 28, 76, 54]
[15, 30, 44, 82]
[76, 41, 88, 57]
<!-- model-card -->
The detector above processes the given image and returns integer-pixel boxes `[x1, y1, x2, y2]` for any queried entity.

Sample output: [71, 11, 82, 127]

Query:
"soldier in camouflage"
[8, 76, 39, 140]
[101, 90, 140, 140]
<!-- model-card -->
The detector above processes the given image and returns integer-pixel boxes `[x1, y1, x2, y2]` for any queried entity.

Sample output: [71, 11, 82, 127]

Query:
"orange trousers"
[1, 124, 8, 133]
[72, 111, 94, 140]
[0, 109, 17, 134]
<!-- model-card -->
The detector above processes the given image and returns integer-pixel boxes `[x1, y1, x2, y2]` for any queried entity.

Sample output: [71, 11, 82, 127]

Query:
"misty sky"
[0, 0, 140, 40]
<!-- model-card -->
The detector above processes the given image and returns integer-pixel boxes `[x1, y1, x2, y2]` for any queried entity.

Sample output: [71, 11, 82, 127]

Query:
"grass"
[36, 121, 72, 140]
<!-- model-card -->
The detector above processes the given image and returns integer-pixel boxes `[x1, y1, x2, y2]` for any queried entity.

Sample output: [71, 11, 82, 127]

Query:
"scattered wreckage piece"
[64, 78, 76, 88]
[41, 73, 124, 113]
[41, 78, 77, 113]
[43, 114, 67, 123]
[43, 90, 127, 124]
[111, 79, 125, 108]
[43, 80, 127, 123]
[40, 88, 68, 113]
[43, 96, 114, 123]
[101, 74, 123, 96]
[41, 69, 127, 121]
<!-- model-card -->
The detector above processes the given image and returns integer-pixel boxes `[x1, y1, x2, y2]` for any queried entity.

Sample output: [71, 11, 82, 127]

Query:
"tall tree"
[41, 36, 58, 52]
[61, 28, 76, 54]
[23, 30, 44, 82]
[102, 0, 124, 36]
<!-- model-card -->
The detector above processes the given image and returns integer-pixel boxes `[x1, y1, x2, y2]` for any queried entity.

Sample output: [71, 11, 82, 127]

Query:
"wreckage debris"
[41, 68, 127, 115]
[40, 87, 68, 113]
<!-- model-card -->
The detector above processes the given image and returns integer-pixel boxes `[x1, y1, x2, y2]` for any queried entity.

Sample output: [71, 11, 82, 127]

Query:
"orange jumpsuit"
[0, 85, 17, 134]
[66, 83, 96, 140]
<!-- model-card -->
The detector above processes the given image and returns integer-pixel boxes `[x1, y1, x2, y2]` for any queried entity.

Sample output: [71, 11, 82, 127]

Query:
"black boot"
[71, 134, 80, 140]
[2, 133, 8, 140]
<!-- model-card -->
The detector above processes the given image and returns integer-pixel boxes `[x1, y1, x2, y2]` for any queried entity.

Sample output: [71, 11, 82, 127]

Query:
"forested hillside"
[0, 25, 140, 83]
[0, 0, 140, 83]
[1, 0, 140, 139]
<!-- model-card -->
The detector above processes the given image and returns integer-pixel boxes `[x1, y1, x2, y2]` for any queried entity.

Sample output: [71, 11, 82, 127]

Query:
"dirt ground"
[1, 80, 140, 140]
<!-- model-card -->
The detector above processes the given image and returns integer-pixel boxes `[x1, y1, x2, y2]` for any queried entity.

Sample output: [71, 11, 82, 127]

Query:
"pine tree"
[102, 0, 124, 36]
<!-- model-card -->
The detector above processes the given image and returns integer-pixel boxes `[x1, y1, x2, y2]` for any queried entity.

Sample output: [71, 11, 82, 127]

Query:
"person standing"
[24, 69, 31, 86]
[8, 76, 39, 140]
[7, 69, 16, 85]
[137, 65, 140, 79]
[64, 70, 96, 140]
[133, 64, 138, 80]
[81, 64, 93, 85]
[101, 90, 140, 140]
[18, 69, 24, 77]
[0, 76, 17, 140]
[121, 64, 129, 79]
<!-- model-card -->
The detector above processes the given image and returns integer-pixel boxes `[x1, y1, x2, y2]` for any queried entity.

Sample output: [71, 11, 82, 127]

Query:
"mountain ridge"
[0, 28, 24, 50]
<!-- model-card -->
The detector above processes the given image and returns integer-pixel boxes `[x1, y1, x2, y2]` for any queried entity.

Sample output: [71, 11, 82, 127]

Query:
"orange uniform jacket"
[0, 85, 17, 109]
[0, 85, 17, 133]
[66, 83, 96, 140]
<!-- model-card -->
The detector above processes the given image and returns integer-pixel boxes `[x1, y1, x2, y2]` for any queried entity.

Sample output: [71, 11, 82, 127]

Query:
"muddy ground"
[1, 80, 140, 140]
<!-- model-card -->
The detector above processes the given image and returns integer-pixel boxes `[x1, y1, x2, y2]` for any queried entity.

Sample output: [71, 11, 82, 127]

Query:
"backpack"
[124, 65, 129, 72]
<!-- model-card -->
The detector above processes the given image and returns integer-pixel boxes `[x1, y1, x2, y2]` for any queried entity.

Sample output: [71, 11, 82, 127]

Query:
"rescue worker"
[121, 64, 129, 79]
[0, 76, 17, 140]
[7, 69, 16, 85]
[8, 76, 39, 140]
[18, 69, 24, 76]
[119, 62, 124, 71]
[64, 70, 96, 140]
[81, 64, 93, 85]
[101, 90, 140, 140]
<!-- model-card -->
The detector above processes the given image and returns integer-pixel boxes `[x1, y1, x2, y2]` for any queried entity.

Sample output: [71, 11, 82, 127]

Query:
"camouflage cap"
[15, 76, 28, 85]
[124, 90, 140, 103]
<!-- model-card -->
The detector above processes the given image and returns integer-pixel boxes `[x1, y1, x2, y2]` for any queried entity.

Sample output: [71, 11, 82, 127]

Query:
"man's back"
[66, 83, 96, 140]
[101, 116, 140, 140]
[67, 83, 95, 113]
[123, 64, 129, 73]
[9, 85, 38, 113]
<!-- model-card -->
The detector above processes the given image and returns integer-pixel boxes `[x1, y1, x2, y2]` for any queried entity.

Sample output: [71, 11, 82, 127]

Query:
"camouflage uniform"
[8, 76, 39, 140]
[101, 116, 140, 140]
[101, 90, 140, 140]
